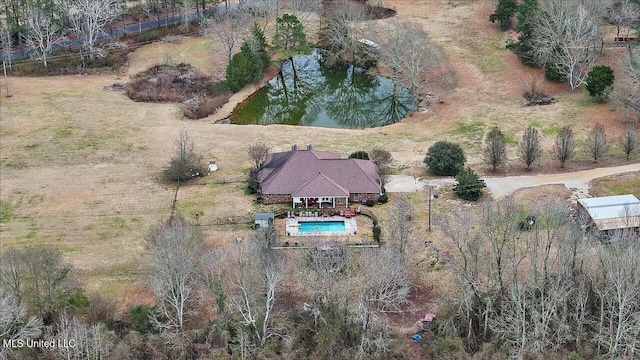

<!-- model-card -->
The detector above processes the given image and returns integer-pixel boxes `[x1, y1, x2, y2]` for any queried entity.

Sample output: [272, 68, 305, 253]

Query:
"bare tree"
[223, 237, 284, 347]
[180, 0, 193, 33]
[164, 130, 204, 182]
[9, 248, 78, 324]
[586, 123, 610, 163]
[437, 205, 495, 350]
[296, 244, 352, 329]
[617, 47, 640, 127]
[204, 9, 251, 63]
[373, 19, 449, 97]
[0, 289, 42, 358]
[519, 125, 543, 170]
[530, 0, 600, 90]
[356, 246, 411, 356]
[386, 194, 413, 262]
[591, 238, 640, 360]
[243, 0, 281, 31]
[0, 22, 13, 70]
[320, 0, 368, 66]
[283, 0, 321, 28]
[609, 0, 640, 40]
[620, 125, 638, 160]
[53, 313, 114, 359]
[483, 127, 508, 171]
[24, 5, 64, 68]
[369, 148, 393, 175]
[147, 214, 204, 331]
[248, 142, 270, 169]
[0, 249, 23, 303]
[63, 0, 121, 62]
[552, 126, 576, 168]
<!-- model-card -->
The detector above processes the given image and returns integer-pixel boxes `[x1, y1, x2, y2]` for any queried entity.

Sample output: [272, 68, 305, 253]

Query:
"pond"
[229, 51, 417, 129]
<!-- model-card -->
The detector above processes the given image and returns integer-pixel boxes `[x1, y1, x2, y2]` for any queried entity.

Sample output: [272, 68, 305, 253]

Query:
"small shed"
[254, 212, 274, 229]
[208, 161, 218, 172]
[577, 194, 640, 233]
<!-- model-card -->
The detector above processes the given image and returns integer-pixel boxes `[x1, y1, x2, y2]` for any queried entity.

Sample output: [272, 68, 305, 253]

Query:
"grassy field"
[589, 171, 640, 198]
[1, 0, 639, 300]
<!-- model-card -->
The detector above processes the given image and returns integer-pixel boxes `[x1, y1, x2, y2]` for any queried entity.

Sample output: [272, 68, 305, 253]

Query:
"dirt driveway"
[385, 175, 456, 192]
[484, 163, 640, 198]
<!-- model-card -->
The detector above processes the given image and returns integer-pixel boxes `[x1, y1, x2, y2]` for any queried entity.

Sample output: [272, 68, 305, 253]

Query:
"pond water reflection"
[229, 52, 416, 129]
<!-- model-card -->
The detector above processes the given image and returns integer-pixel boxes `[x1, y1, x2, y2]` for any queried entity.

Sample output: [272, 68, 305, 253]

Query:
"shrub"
[129, 305, 155, 334]
[132, 29, 166, 43]
[364, 199, 375, 207]
[372, 226, 381, 242]
[489, 0, 518, 30]
[164, 130, 204, 182]
[127, 63, 218, 103]
[453, 168, 486, 201]
[585, 65, 614, 101]
[429, 336, 466, 360]
[349, 151, 369, 160]
[182, 94, 231, 119]
[247, 169, 259, 194]
[423, 141, 466, 176]
[377, 194, 388, 204]
[544, 63, 564, 82]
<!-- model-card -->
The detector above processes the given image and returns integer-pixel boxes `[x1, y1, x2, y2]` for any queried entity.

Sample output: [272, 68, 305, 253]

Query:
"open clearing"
[1, 0, 639, 299]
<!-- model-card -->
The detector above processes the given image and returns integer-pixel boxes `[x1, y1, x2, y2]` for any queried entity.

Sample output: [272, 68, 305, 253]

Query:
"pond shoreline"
[207, 66, 280, 124]
[223, 53, 416, 129]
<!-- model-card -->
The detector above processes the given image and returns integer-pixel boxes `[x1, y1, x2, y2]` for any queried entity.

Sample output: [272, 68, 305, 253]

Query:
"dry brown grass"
[1, 0, 639, 301]
[589, 171, 640, 197]
[511, 184, 573, 204]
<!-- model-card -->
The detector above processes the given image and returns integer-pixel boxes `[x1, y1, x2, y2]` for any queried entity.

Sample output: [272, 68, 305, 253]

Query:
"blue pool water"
[298, 221, 346, 233]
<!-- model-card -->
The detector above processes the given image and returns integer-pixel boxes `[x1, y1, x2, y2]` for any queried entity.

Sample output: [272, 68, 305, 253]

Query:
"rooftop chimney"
[307, 145, 314, 150]
[292, 145, 299, 151]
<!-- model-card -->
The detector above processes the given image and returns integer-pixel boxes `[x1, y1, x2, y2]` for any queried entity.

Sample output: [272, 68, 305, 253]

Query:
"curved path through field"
[484, 163, 640, 198]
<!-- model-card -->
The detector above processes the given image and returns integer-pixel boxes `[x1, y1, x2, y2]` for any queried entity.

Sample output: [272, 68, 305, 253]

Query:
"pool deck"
[286, 216, 357, 237]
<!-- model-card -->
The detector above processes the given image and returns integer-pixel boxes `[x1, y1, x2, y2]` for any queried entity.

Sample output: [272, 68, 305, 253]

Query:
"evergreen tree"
[423, 141, 466, 176]
[225, 47, 253, 92]
[507, 0, 539, 66]
[453, 168, 486, 201]
[586, 65, 615, 101]
[489, 0, 518, 30]
[250, 23, 270, 71]
[273, 14, 308, 57]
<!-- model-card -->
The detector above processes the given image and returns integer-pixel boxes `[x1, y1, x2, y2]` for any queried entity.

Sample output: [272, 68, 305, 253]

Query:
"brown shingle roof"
[292, 173, 350, 197]
[258, 147, 381, 196]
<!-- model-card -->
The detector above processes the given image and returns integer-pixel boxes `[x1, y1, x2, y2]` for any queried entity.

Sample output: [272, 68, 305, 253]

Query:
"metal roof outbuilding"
[577, 194, 640, 231]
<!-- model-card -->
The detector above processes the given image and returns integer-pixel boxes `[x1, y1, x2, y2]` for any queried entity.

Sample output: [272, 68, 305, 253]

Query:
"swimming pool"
[298, 221, 346, 233]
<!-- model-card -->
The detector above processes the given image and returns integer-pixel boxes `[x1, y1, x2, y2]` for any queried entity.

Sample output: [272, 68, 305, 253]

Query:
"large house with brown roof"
[257, 145, 382, 208]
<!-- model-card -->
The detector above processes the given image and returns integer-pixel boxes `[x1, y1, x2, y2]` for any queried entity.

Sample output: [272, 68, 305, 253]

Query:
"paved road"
[1, 3, 234, 60]
[484, 163, 640, 198]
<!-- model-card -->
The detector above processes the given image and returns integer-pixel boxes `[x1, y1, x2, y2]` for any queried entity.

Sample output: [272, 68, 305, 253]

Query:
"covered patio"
[293, 196, 348, 208]
[291, 173, 350, 208]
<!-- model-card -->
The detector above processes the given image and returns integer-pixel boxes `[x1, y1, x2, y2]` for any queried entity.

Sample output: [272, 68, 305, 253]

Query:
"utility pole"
[428, 186, 432, 231]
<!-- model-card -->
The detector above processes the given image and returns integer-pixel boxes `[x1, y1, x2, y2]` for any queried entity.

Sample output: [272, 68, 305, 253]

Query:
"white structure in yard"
[576, 194, 640, 233]
[254, 212, 274, 229]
